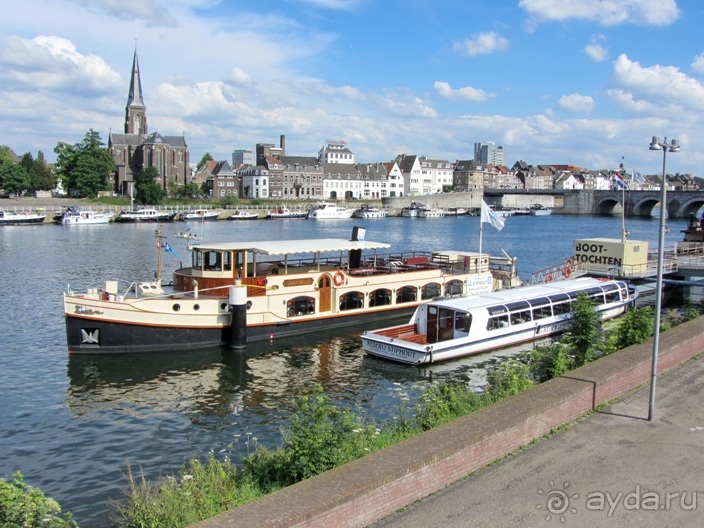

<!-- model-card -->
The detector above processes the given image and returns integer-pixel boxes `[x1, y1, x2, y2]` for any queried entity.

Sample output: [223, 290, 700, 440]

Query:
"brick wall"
[192, 316, 704, 528]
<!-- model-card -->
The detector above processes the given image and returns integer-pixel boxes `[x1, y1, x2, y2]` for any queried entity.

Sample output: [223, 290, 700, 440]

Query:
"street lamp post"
[647, 135, 680, 422]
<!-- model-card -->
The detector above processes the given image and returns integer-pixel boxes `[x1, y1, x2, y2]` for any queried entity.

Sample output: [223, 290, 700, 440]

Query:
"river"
[0, 212, 693, 526]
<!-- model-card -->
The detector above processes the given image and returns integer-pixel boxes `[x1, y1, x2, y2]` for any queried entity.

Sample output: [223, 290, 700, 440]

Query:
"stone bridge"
[563, 190, 704, 219]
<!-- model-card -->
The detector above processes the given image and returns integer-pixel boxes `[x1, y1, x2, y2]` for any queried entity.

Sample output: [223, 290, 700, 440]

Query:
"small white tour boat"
[418, 207, 446, 218]
[529, 205, 553, 216]
[362, 277, 638, 365]
[0, 210, 47, 226]
[59, 207, 112, 225]
[308, 202, 355, 219]
[228, 210, 259, 220]
[401, 202, 427, 217]
[353, 205, 389, 219]
[115, 207, 177, 223]
[266, 207, 309, 219]
[64, 227, 522, 354]
[181, 209, 220, 221]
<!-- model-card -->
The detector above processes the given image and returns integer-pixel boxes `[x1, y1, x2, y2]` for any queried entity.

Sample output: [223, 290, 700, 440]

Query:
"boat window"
[455, 311, 471, 334]
[532, 305, 552, 320]
[396, 285, 417, 304]
[605, 290, 620, 303]
[552, 301, 571, 315]
[204, 251, 223, 271]
[421, 282, 441, 300]
[339, 291, 364, 311]
[567, 290, 582, 300]
[444, 280, 464, 297]
[505, 300, 531, 311]
[487, 314, 510, 331]
[193, 251, 203, 271]
[601, 283, 619, 292]
[437, 307, 455, 341]
[585, 287, 604, 304]
[528, 297, 551, 307]
[369, 288, 392, 307]
[487, 305, 508, 316]
[223, 252, 232, 271]
[287, 296, 315, 317]
[510, 309, 532, 326]
[549, 293, 569, 303]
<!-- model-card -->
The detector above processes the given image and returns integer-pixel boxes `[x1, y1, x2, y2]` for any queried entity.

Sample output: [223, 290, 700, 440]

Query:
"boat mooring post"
[227, 281, 248, 349]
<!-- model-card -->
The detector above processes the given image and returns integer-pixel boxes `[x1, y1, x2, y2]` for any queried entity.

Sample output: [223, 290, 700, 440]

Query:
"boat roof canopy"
[193, 238, 392, 256]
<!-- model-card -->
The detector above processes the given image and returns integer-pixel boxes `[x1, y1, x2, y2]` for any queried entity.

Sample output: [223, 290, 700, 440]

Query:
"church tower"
[125, 46, 147, 136]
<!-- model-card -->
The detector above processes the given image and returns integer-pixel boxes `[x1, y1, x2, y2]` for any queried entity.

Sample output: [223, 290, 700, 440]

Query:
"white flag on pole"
[481, 200, 505, 231]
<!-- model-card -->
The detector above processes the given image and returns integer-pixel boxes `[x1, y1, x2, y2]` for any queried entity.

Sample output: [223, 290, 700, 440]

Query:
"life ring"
[333, 271, 345, 286]
[545, 273, 553, 283]
[563, 267, 572, 279]
[257, 277, 268, 286]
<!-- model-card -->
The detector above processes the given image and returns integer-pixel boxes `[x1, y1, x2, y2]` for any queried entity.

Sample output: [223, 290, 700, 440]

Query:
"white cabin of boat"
[362, 277, 637, 365]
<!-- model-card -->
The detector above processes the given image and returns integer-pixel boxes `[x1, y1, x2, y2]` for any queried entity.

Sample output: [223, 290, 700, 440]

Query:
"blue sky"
[1, 0, 703, 176]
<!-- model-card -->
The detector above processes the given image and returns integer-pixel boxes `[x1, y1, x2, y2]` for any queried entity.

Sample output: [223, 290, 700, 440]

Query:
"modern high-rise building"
[232, 148, 255, 168]
[473, 142, 505, 166]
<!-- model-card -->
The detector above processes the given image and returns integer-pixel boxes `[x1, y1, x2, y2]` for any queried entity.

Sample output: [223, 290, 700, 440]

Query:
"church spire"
[127, 44, 145, 108]
[124, 41, 147, 135]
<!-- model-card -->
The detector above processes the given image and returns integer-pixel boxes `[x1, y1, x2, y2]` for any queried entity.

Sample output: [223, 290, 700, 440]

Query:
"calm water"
[0, 213, 690, 526]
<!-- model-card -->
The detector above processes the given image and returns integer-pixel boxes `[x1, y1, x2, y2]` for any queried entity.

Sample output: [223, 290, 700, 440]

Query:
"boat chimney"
[226, 281, 248, 348]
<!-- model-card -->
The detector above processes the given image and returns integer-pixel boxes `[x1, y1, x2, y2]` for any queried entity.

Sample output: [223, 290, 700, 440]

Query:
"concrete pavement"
[371, 354, 704, 528]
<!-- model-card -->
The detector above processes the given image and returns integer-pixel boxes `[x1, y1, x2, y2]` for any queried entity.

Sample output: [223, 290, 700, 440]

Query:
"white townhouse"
[394, 154, 453, 195]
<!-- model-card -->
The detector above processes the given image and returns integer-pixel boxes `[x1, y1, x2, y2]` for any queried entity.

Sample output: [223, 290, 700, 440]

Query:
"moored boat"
[228, 210, 259, 220]
[362, 277, 638, 365]
[115, 207, 177, 223]
[308, 201, 355, 219]
[64, 228, 522, 354]
[58, 206, 112, 225]
[180, 209, 220, 221]
[353, 205, 389, 219]
[418, 207, 446, 218]
[0, 210, 47, 226]
[266, 207, 309, 219]
[529, 205, 553, 216]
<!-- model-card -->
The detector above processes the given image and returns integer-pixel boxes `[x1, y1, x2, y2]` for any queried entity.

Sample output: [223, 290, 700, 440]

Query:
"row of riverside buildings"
[106, 48, 698, 201]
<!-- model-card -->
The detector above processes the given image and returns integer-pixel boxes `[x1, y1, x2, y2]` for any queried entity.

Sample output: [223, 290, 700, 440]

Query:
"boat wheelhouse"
[362, 277, 638, 365]
[64, 228, 521, 354]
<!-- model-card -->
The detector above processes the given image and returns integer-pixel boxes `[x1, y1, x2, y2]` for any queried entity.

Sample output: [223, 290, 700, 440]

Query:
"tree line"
[2, 129, 213, 203]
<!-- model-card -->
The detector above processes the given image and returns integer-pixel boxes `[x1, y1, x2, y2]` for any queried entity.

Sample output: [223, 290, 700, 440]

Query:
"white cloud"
[224, 68, 253, 87]
[558, 93, 595, 113]
[692, 53, 704, 75]
[294, 0, 364, 9]
[434, 81, 495, 102]
[585, 35, 609, 62]
[611, 54, 704, 113]
[453, 31, 508, 56]
[69, 0, 178, 27]
[0, 35, 121, 94]
[519, 0, 681, 28]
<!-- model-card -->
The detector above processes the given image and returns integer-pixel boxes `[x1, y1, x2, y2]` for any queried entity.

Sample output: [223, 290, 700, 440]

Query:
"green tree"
[54, 129, 115, 198]
[565, 293, 603, 367]
[528, 343, 573, 383]
[175, 182, 202, 198]
[614, 306, 654, 350]
[197, 152, 213, 170]
[0, 163, 30, 198]
[485, 360, 534, 400]
[134, 166, 164, 205]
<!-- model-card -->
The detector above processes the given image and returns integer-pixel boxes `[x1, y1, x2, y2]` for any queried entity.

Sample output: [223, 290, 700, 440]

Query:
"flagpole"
[478, 211, 483, 273]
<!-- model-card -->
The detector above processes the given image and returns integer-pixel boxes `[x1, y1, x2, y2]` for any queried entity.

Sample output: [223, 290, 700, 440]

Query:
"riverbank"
[192, 315, 704, 528]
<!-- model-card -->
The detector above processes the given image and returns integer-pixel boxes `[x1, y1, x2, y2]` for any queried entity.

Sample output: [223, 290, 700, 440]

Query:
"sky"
[2, 0, 703, 176]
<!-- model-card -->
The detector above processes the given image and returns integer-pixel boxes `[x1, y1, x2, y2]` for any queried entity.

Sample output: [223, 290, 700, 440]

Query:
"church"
[108, 47, 190, 195]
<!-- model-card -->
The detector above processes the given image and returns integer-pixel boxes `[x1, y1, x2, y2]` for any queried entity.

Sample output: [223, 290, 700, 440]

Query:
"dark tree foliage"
[134, 166, 164, 205]
[54, 129, 115, 198]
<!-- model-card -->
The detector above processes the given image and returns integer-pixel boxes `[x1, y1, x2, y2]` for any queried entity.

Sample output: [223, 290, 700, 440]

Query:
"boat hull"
[0, 214, 46, 225]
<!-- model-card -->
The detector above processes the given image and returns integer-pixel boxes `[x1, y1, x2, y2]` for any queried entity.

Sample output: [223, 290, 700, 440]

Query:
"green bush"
[0, 472, 77, 527]
[527, 343, 573, 383]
